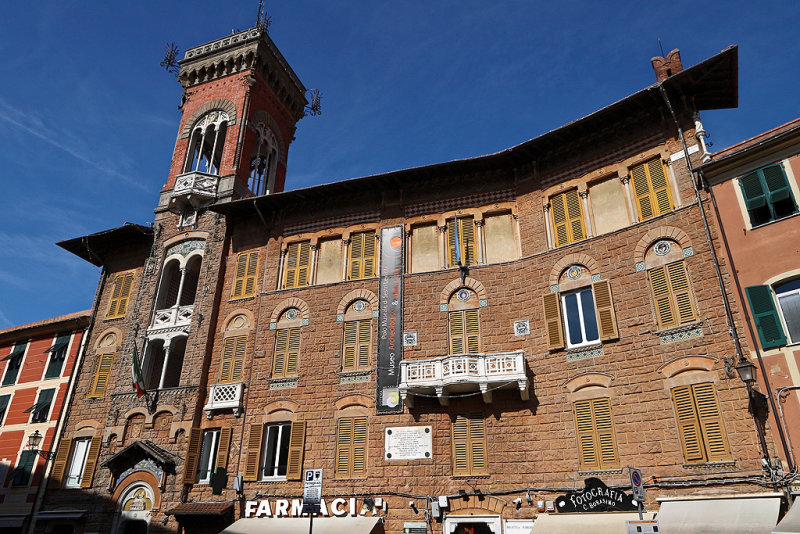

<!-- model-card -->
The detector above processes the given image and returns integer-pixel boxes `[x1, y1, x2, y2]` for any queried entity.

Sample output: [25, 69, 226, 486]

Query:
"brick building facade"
[0, 310, 89, 533]
[35, 27, 788, 534]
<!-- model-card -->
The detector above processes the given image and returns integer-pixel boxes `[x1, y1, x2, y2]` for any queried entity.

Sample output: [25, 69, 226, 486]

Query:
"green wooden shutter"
[740, 171, 767, 210]
[746, 285, 787, 349]
[0, 395, 10, 424]
[762, 164, 793, 203]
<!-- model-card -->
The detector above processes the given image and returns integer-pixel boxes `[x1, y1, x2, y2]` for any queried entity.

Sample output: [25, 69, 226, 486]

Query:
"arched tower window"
[183, 110, 229, 175]
[248, 123, 279, 196]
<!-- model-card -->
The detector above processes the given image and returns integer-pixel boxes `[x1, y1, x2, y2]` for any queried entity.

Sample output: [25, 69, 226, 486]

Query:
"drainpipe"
[657, 84, 788, 470]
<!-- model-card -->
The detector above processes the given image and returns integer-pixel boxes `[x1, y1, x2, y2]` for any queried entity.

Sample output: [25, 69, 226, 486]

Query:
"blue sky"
[0, 1, 798, 328]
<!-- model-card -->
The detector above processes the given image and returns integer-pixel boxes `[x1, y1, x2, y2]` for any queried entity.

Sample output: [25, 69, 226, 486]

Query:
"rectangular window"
[12, 450, 37, 486]
[343, 320, 371, 372]
[348, 231, 376, 280]
[64, 438, 91, 488]
[232, 251, 258, 299]
[648, 260, 697, 329]
[44, 333, 71, 379]
[197, 429, 220, 484]
[261, 423, 291, 479]
[448, 309, 480, 354]
[631, 158, 673, 220]
[272, 328, 300, 378]
[672, 383, 731, 463]
[776, 279, 800, 344]
[27, 388, 56, 423]
[410, 224, 439, 273]
[452, 413, 488, 476]
[483, 212, 517, 263]
[561, 288, 599, 348]
[550, 190, 585, 246]
[740, 163, 797, 227]
[316, 239, 342, 284]
[335, 416, 367, 478]
[0, 394, 10, 425]
[284, 241, 311, 289]
[107, 273, 134, 319]
[589, 179, 630, 235]
[218, 336, 246, 383]
[573, 398, 619, 470]
[447, 216, 476, 267]
[2, 342, 27, 386]
[87, 353, 114, 398]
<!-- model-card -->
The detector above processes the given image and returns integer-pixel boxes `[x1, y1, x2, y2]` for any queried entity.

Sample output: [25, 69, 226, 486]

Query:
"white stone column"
[543, 204, 553, 249]
[621, 176, 637, 223]
[579, 190, 593, 237]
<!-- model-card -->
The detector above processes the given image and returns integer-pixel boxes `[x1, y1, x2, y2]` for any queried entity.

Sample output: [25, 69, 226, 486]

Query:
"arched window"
[272, 308, 302, 378]
[342, 300, 373, 372]
[248, 123, 279, 195]
[183, 111, 229, 175]
[142, 336, 186, 390]
[645, 239, 697, 329]
[448, 288, 481, 354]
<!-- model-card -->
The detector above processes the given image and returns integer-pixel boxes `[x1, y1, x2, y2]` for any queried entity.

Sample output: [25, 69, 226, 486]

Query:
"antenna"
[658, 37, 666, 58]
[256, 1, 271, 33]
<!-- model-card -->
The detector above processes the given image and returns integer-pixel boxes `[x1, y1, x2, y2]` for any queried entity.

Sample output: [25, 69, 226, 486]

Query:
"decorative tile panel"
[479, 299, 488, 308]
[550, 284, 559, 293]
[339, 371, 371, 384]
[566, 346, 603, 361]
[270, 378, 298, 390]
[269, 322, 277, 330]
[591, 274, 601, 282]
[514, 321, 530, 336]
[635, 261, 646, 272]
[336, 314, 344, 322]
[682, 246, 695, 258]
[439, 304, 449, 312]
[660, 325, 703, 344]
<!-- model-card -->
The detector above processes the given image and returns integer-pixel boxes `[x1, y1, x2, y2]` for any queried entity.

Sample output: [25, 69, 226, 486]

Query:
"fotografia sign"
[555, 477, 637, 513]
[377, 226, 404, 414]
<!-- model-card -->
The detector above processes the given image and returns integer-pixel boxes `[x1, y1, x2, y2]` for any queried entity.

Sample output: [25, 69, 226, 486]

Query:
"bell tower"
[159, 26, 308, 220]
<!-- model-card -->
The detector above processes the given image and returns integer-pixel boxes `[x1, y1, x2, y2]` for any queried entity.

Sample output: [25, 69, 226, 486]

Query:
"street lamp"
[735, 358, 757, 387]
[27, 430, 55, 460]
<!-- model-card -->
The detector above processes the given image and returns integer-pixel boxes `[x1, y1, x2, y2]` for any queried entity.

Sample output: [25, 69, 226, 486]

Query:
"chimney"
[651, 49, 683, 82]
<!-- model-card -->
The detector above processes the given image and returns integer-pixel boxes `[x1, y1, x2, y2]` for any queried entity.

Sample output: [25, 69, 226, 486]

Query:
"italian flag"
[131, 344, 146, 398]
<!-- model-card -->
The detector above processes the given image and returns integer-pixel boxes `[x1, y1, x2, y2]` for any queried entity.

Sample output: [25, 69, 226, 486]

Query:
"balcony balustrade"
[204, 382, 245, 418]
[148, 305, 193, 335]
[169, 171, 219, 212]
[399, 350, 528, 406]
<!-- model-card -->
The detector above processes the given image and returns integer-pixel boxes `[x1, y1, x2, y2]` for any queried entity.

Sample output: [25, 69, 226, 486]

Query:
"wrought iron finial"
[305, 88, 322, 116]
[256, 1, 272, 34]
[160, 42, 180, 77]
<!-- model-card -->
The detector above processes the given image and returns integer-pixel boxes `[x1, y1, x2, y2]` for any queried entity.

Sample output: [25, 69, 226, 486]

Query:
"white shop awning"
[773, 497, 800, 534]
[657, 495, 781, 534]
[221, 516, 384, 534]
[531, 512, 655, 534]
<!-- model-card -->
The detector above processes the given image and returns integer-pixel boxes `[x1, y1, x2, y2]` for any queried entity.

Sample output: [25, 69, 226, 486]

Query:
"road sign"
[629, 468, 645, 502]
[303, 469, 323, 514]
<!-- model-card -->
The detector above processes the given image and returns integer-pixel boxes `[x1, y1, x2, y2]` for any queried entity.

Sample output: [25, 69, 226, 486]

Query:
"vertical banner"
[377, 226, 404, 414]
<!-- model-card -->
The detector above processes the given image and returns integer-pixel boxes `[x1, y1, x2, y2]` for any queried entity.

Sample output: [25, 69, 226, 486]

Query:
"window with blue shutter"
[26, 388, 56, 423]
[45, 333, 70, 379]
[739, 163, 797, 226]
[1, 342, 26, 386]
[11, 450, 37, 486]
[745, 285, 787, 349]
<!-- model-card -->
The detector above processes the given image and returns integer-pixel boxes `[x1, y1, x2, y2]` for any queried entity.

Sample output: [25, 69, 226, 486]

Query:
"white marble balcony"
[148, 305, 193, 335]
[399, 350, 528, 406]
[169, 171, 219, 212]
[204, 382, 245, 418]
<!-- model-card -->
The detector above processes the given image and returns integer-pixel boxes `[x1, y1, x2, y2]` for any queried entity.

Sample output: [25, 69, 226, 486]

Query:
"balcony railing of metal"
[399, 350, 528, 406]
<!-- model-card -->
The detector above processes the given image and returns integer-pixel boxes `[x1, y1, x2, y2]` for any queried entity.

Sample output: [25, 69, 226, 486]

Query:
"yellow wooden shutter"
[244, 251, 258, 297]
[231, 254, 248, 298]
[284, 241, 311, 288]
[80, 434, 102, 488]
[107, 275, 123, 317]
[468, 415, 488, 475]
[672, 385, 706, 462]
[692, 383, 731, 462]
[183, 427, 203, 484]
[107, 273, 133, 318]
[464, 309, 481, 353]
[286, 328, 300, 376]
[592, 280, 619, 340]
[449, 311, 465, 354]
[357, 320, 371, 370]
[272, 329, 288, 377]
[231, 336, 246, 382]
[243, 423, 263, 481]
[551, 190, 585, 247]
[48, 438, 73, 488]
[348, 232, 376, 280]
[451, 415, 470, 476]
[88, 353, 114, 398]
[219, 337, 235, 383]
[286, 421, 306, 481]
[447, 217, 476, 266]
[632, 158, 673, 221]
[342, 321, 357, 371]
[352, 417, 368, 476]
[335, 417, 353, 478]
[543, 293, 564, 350]
[666, 261, 697, 325]
[593, 398, 619, 468]
[215, 427, 232, 472]
[648, 265, 675, 328]
[574, 400, 599, 470]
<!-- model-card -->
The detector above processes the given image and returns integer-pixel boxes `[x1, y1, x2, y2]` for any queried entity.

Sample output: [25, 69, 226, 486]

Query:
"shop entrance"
[443, 515, 501, 534]
[454, 524, 494, 534]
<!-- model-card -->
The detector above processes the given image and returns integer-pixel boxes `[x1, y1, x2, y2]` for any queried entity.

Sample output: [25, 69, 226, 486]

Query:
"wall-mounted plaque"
[384, 426, 432, 460]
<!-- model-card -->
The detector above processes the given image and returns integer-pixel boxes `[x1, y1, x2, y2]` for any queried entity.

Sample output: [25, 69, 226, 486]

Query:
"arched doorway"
[114, 483, 154, 534]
